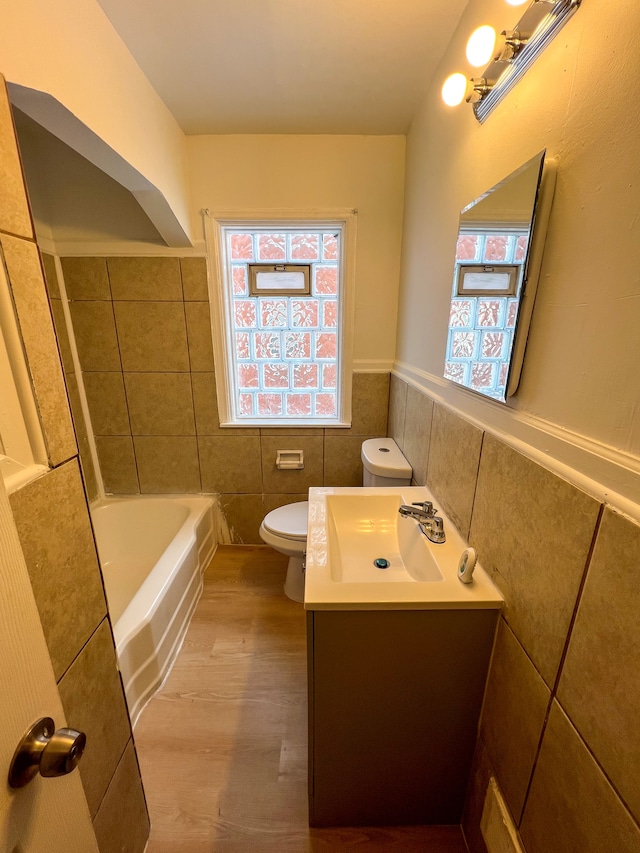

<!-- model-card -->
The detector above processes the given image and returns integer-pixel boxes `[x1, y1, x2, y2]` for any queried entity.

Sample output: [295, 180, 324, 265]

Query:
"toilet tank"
[361, 438, 412, 487]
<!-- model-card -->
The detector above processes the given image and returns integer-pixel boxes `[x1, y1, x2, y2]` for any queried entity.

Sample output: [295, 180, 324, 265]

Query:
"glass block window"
[445, 231, 529, 401]
[223, 228, 342, 422]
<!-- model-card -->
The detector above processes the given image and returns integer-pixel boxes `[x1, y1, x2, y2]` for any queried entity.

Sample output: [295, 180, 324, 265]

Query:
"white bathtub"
[91, 496, 216, 726]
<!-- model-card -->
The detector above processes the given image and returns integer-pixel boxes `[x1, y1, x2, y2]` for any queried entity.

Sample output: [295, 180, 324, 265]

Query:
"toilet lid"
[263, 501, 308, 541]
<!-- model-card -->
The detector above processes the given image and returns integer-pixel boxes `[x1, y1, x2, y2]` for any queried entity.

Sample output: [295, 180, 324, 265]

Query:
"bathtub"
[91, 496, 216, 726]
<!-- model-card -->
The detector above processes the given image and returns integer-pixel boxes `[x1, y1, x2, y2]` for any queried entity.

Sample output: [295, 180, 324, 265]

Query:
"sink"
[305, 486, 503, 611]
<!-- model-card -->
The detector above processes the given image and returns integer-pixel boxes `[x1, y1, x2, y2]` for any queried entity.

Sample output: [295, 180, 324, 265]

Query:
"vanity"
[304, 486, 503, 827]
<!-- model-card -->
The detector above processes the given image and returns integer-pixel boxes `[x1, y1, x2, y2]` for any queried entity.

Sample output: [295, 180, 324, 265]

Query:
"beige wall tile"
[0, 78, 33, 239]
[41, 251, 60, 298]
[263, 493, 309, 515]
[479, 620, 550, 822]
[61, 257, 110, 300]
[324, 434, 370, 486]
[461, 739, 494, 853]
[84, 372, 131, 435]
[66, 372, 100, 501]
[427, 403, 483, 540]
[181, 256, 209, 300]
[134, 436, 201, 493]
[69, 300, 122, 371]
[326, 372, 389, 435]
[93, 740, 149, 853]
[95, 435, 139, 494]
[124, 372, 195, 436]
[107, 256, 182, 301]
[470, 434, 601, 687]
[49, 297, 75, 375]
[199, 435, 263, 493]
[2, 234, 76, 464]
[114, 301, 189, 371]
[387, 374, 407, 448]
[185, 301, 215, 371]
[557, 508, 640, 821]
[402, 386, 433, 486]
[191, 373, 258, 435]
[261, 435, 323, 494]
[58, 620, 132, 817]
[219, 493, 265, 544]
[520, 702, 640, 853]
[9, 461, 107, 679]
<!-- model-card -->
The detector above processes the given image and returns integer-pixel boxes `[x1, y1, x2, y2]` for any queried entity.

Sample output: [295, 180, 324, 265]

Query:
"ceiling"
[96, 0, 468, 135]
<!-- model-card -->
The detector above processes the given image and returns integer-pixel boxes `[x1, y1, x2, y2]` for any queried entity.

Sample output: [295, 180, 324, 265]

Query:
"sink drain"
[373, 558, 390, 569]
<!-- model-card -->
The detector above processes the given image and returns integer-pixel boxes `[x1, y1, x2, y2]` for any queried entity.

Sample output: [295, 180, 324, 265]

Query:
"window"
[205, 212, 356, 427]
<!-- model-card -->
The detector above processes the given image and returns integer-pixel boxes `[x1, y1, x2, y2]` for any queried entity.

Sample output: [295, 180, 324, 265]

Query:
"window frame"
[204, 209, 356, 428]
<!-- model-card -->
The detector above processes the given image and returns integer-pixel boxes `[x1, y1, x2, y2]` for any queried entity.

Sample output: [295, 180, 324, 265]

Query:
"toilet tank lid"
[263, 501, 309, 539]
[361, 438, 412, 479]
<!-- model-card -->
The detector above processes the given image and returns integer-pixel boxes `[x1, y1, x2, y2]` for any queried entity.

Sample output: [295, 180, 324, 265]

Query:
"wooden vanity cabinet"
[307, 608, 498, 827]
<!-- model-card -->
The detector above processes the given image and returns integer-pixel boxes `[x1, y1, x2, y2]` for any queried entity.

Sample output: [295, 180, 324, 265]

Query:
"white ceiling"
[96, 0, 468, 135]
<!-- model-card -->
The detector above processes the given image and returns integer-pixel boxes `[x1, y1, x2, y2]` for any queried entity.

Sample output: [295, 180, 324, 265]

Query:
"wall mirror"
[444, 151, 556, 402]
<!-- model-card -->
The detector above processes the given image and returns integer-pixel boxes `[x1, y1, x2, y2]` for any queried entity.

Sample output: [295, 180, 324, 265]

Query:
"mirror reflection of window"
[444, 152, 546, 402]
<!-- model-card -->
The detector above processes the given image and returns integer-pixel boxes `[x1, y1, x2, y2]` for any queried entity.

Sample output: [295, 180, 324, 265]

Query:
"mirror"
[444, 151, 556, 402]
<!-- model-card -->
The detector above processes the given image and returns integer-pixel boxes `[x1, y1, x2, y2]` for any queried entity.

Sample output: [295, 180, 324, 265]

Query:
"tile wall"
[1, 78, 149, 853]
[55, 254, 389, 543]
[388, 374, 640, 852]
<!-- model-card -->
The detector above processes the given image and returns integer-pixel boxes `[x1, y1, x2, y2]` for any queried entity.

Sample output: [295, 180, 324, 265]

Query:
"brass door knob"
[8, 717, 86, 788]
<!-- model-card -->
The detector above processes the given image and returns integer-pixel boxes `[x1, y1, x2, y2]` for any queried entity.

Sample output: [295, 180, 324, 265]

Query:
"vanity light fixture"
[441, 0, 582, 122]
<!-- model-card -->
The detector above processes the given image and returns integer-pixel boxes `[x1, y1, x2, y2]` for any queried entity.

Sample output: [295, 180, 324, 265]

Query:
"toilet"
[259, 437, 412, 602]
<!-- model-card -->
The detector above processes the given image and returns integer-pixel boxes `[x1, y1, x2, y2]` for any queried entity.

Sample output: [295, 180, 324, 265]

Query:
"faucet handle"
[412, 501, 436, 516]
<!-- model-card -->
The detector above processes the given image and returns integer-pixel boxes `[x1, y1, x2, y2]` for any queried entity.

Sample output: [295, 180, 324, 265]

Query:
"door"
[0, 477, 98, 853]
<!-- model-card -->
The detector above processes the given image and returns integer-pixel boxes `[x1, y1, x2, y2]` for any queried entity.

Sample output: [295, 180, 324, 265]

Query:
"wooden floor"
[135, 545, 468, 852]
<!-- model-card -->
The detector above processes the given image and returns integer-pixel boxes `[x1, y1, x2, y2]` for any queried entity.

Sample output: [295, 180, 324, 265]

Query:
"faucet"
[398, 501, 446, 544]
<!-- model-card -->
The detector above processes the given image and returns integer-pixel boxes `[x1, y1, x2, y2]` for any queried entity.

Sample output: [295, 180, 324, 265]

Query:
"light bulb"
[441, 73, 468, 107]
[466, 25, 497, 67]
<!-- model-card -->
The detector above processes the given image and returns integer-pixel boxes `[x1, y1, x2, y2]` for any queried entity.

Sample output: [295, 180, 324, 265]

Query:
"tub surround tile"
[49, 297, 75, 375]
[557, 508, 640, 821]
[191, 372, 258, 435]
[401, 385, 433, 486]
[70, 300, 122, 371]
[427, 403, 483, 540]
[41, 252, 60, 298]
[1, 234, 76, 465]
[9, 461, 107, 679]
[387, 374, 408, 448]
[520, 701, 640, 853]
[61, 256, 111, 300]
[93, 740, 149, 853]
[114, 301, 189, 372]
[469, 434, 601, 687]
[84, 372, 131, 436]
[324, 434, 373, 487]
[181, 257, 209, 301]
[66, 372, 100, 501]
[95, 435, 139, 494]
[199, 435, 263, 494]
[0, 78, 33, 239]
[134, 436, 201, 493]
[124, 372, 195, 436]
[479, 620, 550, 822]
[57, 620, 132, 818]
[218, 493, 266, 544]
[261, 435, 323, 494]
[185, 301, 215, 371]
[108, 256, 182, 301]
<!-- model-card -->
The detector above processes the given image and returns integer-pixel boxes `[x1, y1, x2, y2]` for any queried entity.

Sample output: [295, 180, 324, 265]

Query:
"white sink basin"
[305, 486, 503, 611]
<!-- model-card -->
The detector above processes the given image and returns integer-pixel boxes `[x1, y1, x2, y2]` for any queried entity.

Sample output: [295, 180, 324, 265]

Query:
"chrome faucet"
[398, 501, 446, 544]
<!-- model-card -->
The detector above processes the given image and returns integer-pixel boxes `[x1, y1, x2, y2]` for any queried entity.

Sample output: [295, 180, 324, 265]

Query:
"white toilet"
[259, 437, 412, 602]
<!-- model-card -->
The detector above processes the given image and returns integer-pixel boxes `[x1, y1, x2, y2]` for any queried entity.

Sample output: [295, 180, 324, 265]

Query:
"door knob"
[8, 717, 86, 788]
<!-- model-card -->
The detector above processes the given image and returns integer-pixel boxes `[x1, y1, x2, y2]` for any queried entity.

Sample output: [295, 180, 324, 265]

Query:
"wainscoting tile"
[60, 256, 111, 300]
[181, 257, 209, 301]
[479, 620, 550, 822]
[199, 435, 263, 494]
[261, 435, 323, 494]
[93, 740, 149, 853]
[185, 301, 215, 371]
[49, 297, 75, 375]
[218, 494, 266, 544]
[324, 434, 372, 486]
[520, 701, 640, 853]
[70, 300, 122, 371]
[58, 620, 132, 818]
[41, 252, 60, 298]
[84, 372, 131, 436]
[107, 256, 182, 301]
[387, 374, 407, 448]
[469, 434, 600, 687]
[462, 738, 494, 853]
[427, 403, 483, 539]
[402, 386, 433, 486]
[114, 301, 189, 372]
[66, 372, 100, 502]
[95, 435, 139, 494]
[124, 372, 195, 436]
[9, 461, 107, 679]
[558, 508, 640, 822]
[134, 436, 200, 493]
[325, 372, 389, 436]
[0, 78, 33, 238]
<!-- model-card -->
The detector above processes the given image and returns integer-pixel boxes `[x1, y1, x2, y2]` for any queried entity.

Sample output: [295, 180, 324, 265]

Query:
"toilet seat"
[262, 501, 308, 541]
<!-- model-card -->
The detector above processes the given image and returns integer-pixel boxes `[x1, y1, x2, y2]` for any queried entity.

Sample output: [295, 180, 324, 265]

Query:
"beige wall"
[188, 134, 406, 367]
[388, 376, 640, 852]
[0, 80, 148, 852]
[395, 0, 640, 505]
